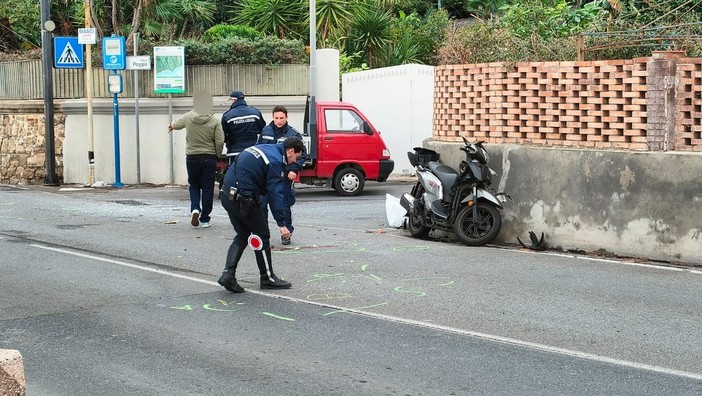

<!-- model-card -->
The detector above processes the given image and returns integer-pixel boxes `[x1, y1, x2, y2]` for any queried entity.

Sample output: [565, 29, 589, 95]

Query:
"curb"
[0, 350, 25, 396]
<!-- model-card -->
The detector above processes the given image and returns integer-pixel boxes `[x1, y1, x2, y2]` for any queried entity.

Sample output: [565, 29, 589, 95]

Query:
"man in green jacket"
[168, 91, 225, 228]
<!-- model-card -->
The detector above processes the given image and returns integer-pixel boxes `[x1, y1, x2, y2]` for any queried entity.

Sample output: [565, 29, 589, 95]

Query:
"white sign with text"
[126, 56, 151, 70]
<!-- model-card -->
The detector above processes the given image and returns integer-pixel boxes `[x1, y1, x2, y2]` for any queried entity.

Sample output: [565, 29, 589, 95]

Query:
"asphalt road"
[1, 181, 701, 395]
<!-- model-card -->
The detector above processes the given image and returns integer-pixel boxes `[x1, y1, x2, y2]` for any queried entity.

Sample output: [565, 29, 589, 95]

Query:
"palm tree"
[136, 0, 217, 43]
[232, 0, 305, 39]
[391, 29, 421, 64]
[313, 0, 353, 45]
[347, 4, 390, 67]
[175, 0, 218, 38]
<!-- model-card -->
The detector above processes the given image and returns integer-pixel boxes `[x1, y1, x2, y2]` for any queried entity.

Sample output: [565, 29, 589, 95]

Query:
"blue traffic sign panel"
[102, 36, 126, 70]
[54, 37, 84, 69]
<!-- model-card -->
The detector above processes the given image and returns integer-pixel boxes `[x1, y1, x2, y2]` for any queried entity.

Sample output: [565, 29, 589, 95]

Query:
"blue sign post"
[102, 35, 126, 70]
[102, 35, 126, 187]
[53, 37, 84, 69]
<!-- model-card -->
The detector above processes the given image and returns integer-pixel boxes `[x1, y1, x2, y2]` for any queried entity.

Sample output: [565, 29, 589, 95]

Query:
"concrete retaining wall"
[0, 96, 306, 185]
[0, 350, 25, 396]
[426, 140, 702, 265]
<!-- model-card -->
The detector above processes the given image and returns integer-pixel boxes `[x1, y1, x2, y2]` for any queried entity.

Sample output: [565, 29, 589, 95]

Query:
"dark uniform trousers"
[220, 189, 275, 280]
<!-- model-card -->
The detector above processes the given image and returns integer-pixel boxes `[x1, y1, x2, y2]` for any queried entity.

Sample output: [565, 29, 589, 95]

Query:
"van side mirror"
[362, 121, 373, 135]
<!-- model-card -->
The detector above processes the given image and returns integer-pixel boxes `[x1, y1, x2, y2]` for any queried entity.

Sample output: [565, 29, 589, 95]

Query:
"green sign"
[153, 46, 185, 94]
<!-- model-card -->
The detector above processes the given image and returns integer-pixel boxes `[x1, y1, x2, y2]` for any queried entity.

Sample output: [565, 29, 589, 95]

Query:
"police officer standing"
[218, 137, 306, 293]
[220, 90, 266, 158]
[257, 105, 306, 245]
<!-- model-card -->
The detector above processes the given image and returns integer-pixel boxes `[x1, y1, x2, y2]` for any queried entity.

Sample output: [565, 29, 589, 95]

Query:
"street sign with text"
[102, 36, 126, 70]
[126, 56, 151, 70]
[77, 28, 96, 45]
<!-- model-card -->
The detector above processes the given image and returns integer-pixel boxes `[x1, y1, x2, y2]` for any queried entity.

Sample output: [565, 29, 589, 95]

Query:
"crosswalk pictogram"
[57, 42, 80, 64]
[53, 37, 84, 69]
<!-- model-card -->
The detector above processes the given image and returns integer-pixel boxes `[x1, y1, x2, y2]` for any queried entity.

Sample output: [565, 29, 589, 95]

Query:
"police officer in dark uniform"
[218, 137, 306, 293]
[220, 90, 266, 158]
[257, 105, 306, 245]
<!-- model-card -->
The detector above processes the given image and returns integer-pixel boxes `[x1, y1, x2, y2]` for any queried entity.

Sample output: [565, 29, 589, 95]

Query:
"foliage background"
[2, 0, 702, 67]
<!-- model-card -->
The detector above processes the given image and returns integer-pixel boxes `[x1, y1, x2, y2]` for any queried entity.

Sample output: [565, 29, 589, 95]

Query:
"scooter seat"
[428, 162, 458, 200]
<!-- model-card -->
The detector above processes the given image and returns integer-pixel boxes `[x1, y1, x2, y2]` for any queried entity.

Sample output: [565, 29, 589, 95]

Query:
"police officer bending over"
[218, 137, 305, 293]
[257, 105, 306, 246]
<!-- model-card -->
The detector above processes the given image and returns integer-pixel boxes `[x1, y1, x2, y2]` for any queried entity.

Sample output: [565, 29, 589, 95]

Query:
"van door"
[317, 106, 380, 177]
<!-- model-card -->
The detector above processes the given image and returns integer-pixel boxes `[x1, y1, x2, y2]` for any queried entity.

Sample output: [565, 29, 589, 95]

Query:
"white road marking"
[33, 243, 702, 381]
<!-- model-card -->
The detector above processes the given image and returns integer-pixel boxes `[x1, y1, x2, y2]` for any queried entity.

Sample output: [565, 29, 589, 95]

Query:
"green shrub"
[204, 24, 263, 42]
[339, 51, 368, 74]
[176, 36, 306, 65]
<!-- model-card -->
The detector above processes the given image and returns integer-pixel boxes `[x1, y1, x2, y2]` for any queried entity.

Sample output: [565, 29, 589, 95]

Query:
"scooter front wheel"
[408, 184, 430, 238]
[454, 203, 502, 246]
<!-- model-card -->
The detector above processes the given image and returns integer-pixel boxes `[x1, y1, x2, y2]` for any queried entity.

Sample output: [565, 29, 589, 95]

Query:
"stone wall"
[0, 102, 64, 185]
[0, 349, 25, 396]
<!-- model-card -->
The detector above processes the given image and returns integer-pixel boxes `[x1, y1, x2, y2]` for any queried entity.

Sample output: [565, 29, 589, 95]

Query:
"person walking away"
[257, 105, 306, 245]
[220, 90, 265, 159]
[168, 91, 224, 228]
[218, 138, 305, 293]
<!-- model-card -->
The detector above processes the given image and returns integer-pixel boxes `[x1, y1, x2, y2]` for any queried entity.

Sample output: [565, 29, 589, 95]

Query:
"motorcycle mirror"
[462, 136, 469, 145]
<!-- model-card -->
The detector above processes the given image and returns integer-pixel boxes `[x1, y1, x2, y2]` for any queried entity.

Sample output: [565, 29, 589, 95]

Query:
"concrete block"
[0, 350, 25, 396]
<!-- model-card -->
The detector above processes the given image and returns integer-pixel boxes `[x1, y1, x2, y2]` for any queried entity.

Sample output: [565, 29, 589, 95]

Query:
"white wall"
[61, 96, 307, 185]
[60, 59, 436, 184]
[316, 49, 340, 102]
[342, 64, 434, 175]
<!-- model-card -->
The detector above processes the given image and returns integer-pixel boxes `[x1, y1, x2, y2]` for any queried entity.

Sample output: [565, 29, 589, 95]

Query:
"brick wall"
[434, 53, 702, 152]
[675, 58, 702, 150]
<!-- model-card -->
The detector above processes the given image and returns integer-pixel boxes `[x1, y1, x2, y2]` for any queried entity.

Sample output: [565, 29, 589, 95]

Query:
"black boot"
[255, 248, 292, 289]
[218, 241, 245, 293]
[260, 274, 292, 289]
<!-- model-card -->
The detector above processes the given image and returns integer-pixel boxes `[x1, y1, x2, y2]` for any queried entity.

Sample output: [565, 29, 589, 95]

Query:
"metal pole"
[85, 0, 95, 186]
[134, 33, 141, 184]
[113, 71, 123, 187]
[40, 0, 59, 186]
[308, 0, 318, 156]
[310, 0, 317, 100]
[168, 94, 174, 185]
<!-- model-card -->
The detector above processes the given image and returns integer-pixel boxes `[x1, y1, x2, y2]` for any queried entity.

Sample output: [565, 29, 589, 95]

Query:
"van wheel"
[333, 167, 365, 196]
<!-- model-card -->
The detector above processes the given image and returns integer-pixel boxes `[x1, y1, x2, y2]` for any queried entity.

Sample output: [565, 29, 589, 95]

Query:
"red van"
[299, 98, 394, 196]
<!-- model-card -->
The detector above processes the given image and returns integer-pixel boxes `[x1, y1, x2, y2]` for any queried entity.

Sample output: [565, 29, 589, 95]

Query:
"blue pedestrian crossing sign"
[54, 37, 84, 69]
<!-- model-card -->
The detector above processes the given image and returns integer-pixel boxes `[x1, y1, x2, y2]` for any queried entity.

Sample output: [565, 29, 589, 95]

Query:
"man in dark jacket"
[257, 105, 306, 245]
[220, 90, 265, 158]
[218, 138, 305, 293]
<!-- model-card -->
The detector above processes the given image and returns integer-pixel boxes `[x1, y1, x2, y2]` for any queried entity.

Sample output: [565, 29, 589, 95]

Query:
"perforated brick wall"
[434, 54, 702, 152]
[675, 58, 702, 151]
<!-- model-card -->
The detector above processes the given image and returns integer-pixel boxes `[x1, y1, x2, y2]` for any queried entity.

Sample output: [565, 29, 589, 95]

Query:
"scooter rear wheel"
[454, 203, 502, 246]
